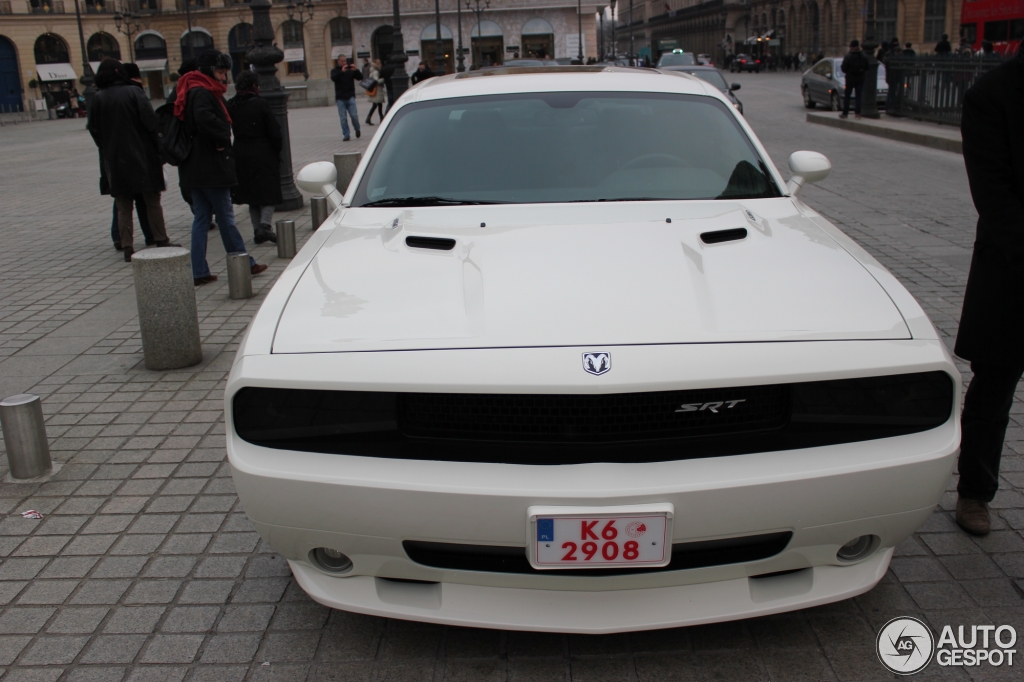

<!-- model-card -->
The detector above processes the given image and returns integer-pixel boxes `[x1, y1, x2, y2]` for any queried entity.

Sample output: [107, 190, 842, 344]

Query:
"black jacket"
[87, 83, 165, 196]
[840, 50, 869, 85]
[330, 65, 363, 100]
[227, 92, 283, 207]
[411, 65, 435, 84]
[955, 55, 1024, 364]
[178, 87, 237, 189]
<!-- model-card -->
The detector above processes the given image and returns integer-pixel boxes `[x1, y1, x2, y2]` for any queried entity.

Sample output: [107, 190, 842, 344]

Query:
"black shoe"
[356, 129, 361, 139]
[254, 227, 278, 244]
[343, 136, 350, 142]
[155, 240, 181, 248]
[145, 240, 156, 246]
[194, 274, 218, 286]
[209, 222, 218, 232]
[123, 246, 134, 262]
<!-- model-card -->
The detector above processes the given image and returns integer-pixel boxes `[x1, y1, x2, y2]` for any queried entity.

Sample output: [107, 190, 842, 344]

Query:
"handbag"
[360, 76, 377, 92]
[365, 86, 378, 97]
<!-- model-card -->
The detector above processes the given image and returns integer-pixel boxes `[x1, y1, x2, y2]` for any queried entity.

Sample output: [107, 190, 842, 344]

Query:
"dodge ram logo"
[582, 352, 611, 376]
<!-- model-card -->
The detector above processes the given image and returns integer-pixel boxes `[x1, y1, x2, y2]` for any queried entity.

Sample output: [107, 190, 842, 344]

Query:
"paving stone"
[194, 557, 247, 579]
[143, 557, 197, 579]
[230, 579, 289, 604]
[19, 635, 90, 664]
[198, 633, 261, 663]
[161, 607, 220, 633]
[16, 580, 78, 605]
[217, 606, 276, 633]
[46, 607, 109, 634]
[0, 559, 50, 581]
[40, 557, 99, 579]
[0, 607, 57, 634]
[103, 607, 166, 635]
[70, 580, 132, 606]
[257, 631, 322, 662]
[124, 581, 182, 605]
[91, 558, 148, 579]
[139, 635, 205, 664]
[80, 635, 148, 664]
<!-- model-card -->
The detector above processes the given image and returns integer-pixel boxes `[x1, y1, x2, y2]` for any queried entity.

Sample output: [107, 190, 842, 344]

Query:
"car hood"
[271, 201, 910, 353]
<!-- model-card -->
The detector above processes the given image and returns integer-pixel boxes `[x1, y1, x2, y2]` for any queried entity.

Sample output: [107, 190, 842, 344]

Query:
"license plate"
[527, 504, 674, 570]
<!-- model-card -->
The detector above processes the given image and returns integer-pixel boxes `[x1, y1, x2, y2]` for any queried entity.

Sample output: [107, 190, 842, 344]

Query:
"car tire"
[803, 87, 816, 109]
[830, 91, 841, 111]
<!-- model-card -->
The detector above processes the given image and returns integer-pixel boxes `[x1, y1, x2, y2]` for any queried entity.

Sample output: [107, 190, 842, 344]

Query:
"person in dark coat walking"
[330, 57, 363, 141]
[953, 51, 1024, 535]
[380, 59, 396, 113]
[87, 58, 174, 261]
[175, 50, 267, 285]
[228, 70, 281, 245]
[935, 33, 953, 55]
[839, 40, 868, 119]
[411, 61, 435, 84]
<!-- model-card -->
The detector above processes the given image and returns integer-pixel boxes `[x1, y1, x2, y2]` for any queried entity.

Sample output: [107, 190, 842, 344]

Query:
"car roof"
[660, 64, 719, 71]
[404, 66, 713, 102]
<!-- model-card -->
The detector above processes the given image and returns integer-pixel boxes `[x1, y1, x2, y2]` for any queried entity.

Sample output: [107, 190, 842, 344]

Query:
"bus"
[961, 0, 1024, 56]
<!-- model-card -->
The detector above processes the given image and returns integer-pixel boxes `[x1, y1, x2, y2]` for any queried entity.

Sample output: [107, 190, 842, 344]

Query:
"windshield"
[353, 92, 780, 206]
[657, 52, 696, 67]
[681, 69, 728, 90]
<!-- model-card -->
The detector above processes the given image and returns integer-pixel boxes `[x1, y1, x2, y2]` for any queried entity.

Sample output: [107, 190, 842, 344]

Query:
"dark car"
[800, 57, 888, 110]
[660, 65, 744, 114]
[729, 54, 761, 73]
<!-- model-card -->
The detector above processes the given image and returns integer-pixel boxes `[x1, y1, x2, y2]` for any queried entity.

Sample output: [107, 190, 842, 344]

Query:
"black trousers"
[842, 82, 863, 115]
[958, 361, 1024, 502]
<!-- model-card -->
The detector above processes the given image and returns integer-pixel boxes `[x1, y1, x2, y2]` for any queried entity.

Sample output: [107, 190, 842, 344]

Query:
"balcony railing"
[886, 55, 1000, 126]
[29, 0, 65, 12]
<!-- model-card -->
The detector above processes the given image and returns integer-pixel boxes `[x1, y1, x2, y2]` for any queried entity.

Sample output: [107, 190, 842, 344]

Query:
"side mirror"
[730, 83, 741, 91]
[297, 161, 345, 211]
[787, 151, 831, 195]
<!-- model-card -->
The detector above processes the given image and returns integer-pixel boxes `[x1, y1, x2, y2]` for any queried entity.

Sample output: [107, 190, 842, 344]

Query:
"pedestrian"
[902, 42, 916, 57]
[380, 58, 395, 113]
[169, 58, 218, 234]
[87, 59, 176, 262]
[364, 58, 386, 125]
[330, 57, 363, 141]
[953, 50, 1024, 536]
[981, 40, 1000, 60]
[838, 40, 868, 120]
[175, 50, 267, 285]
[411, 60, 435, 84]
[935, 33, 953, 55]
[108, 63, 157, 251]
[228, 70, 280, 245]
[958, 37, 974, 57]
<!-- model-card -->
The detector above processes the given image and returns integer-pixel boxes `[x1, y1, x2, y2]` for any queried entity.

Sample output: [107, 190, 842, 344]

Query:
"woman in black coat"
[228, 71, 282, 244]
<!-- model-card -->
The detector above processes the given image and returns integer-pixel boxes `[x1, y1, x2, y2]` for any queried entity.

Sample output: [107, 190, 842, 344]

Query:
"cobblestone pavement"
[0, 74, 1020, 682]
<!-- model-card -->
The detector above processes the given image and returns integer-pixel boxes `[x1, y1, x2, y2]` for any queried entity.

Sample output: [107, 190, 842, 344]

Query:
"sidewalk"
[806, 111, 962, 154]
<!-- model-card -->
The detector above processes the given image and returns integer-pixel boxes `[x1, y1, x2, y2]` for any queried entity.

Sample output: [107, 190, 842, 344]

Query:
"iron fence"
[885, 56, 1001, 126]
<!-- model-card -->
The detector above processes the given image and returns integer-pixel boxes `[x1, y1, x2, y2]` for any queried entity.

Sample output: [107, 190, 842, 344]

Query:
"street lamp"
[465, 0, 491, 69]
[861, 0, 880, 118]
[433, 0, 445, 75]
[247, 0, 303, 210]
[113, 5, 141, 62]
[456, 0, 465, 72]
[597, 6, 605, 61]
[628, 0, 634, 65]
[609, 0, 616, 59]
[71, 0, 95, 110]
[577, 0, 583, 62]
[389, 0, 410, 99]
[286, 0, 315, 80]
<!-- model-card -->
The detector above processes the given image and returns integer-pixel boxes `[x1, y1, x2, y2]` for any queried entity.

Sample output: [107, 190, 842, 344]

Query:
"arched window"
[521, 18, 554, 59]
[421, 24, 454, 73]
[135, 32, 167, 60]
[181, 28, 213, 62]
[329, 17, 352, 46]
[282, 20, 305, 74]
[34, 33, 69, 64]
[87, 33, 120, 62]
[229, 23, 253, 77]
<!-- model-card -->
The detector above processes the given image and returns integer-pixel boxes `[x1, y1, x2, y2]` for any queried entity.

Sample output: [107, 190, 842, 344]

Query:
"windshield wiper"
[360, 196, 500, 207]
[569, 197, 673, 203]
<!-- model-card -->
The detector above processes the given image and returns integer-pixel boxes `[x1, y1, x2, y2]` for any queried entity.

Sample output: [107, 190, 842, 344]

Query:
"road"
[0, 72, 1019, 682]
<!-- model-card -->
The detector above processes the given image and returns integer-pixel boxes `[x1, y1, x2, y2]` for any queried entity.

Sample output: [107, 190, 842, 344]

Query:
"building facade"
[0, 0, 600, 114]
[610, 0, 963, 65]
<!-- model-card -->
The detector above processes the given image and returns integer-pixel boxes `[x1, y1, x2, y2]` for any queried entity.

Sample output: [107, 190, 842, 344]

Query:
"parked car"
[231, 66, 960, 634]
[730, 54, 761, 72]
[659, 64, 744, 113]
[656, 50, 696, 67]
[801, 57, 888, 110]
[696, 53, 714, 65]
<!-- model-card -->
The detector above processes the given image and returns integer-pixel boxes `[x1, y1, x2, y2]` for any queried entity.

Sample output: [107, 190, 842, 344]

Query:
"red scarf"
[174, 70, 232, 124]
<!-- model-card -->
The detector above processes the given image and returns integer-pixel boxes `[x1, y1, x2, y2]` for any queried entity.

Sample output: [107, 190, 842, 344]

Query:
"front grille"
[399, 386, 788, 443]
[402, 532, 793, 576]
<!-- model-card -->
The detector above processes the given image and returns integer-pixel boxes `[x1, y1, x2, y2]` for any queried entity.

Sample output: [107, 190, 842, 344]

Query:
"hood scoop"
[407, 236, 456, 251]
[701, 228, 748, 244]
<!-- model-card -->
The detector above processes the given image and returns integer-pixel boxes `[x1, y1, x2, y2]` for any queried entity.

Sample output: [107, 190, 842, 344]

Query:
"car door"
[808, 60, 830, 103]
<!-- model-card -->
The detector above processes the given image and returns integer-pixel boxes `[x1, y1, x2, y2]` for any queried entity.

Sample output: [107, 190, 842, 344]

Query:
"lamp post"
[183, 0, 194, 61]
[285, 0, 315, 80]
[433, 0, 445, 74]
[597, 6, 604, 61]
[389, 0, 410, 99]
[609, 0, 616, 59]
[113, 5, 141, 62]
[247, 0, 303, 210]
[628, 0, 634, 65]
[861, 0, 880, 118]
[577, 0, 583, 62]
[456, 0, 465, 72]
[71, 0, 95, 110]
[465, 0, 491, 69]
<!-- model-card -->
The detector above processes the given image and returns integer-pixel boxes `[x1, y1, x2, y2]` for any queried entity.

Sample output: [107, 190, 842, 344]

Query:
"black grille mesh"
[398, 386, 788, 443]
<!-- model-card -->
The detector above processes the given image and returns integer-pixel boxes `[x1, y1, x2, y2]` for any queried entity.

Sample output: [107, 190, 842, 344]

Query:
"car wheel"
[803, 87, 816, 109]
[830, 91, 841, 111]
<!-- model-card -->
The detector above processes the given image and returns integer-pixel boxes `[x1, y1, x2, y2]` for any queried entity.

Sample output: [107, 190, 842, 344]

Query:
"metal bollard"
[226, 252, 253, 299]
[0, 394, 53, 479]
[333, 152, 362, 195]
[311, 195, 329, 230]
[277, 220, 297, 258]
[132, 247, 203, 371]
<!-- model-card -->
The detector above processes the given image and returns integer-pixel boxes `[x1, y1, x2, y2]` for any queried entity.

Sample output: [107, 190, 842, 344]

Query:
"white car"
[226, 67, 960, 634]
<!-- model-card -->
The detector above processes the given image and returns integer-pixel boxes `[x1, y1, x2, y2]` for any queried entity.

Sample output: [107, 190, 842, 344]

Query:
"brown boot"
[955, 497, 990, 536]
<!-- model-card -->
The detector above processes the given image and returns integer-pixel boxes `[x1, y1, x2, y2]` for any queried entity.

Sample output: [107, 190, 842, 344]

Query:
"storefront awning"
[136, 59, 168, 72]
[36, 63, 77, 82]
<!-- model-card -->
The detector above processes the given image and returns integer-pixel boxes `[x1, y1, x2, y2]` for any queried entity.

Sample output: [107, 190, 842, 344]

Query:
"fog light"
[837, 535, 876, 562]
[312, 547, 353, 573]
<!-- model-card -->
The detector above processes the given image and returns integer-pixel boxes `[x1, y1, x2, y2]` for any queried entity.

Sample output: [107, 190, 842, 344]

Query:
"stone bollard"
[132, 248, 203, 371]
[277, 220, 297, 258]
[226, 252, 253, 300]
[311, 196, 329, 230]
[0, 394, 52, 479]
[333, 152, 362, 195]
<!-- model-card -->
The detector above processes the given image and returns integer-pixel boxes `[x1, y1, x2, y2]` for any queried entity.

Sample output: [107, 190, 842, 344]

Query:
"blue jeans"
[189, 186, 254, 279]
[335, 97, 360, 138]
